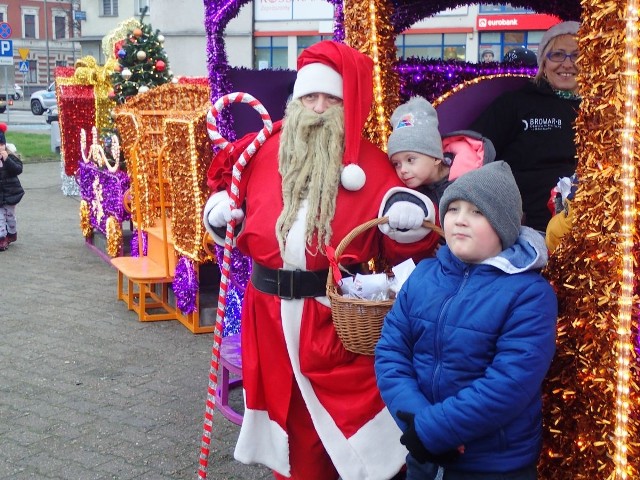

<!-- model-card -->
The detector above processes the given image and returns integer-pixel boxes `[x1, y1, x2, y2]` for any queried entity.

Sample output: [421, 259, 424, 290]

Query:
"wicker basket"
[327, 217, 444, 355]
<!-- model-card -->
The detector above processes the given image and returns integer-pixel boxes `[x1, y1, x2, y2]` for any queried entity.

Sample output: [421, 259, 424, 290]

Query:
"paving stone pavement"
[0, 161, 272, 480]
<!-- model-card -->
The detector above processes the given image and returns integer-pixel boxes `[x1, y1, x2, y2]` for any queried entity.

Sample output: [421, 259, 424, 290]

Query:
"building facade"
[76, 0, 250, 78]
[67, 2, 558, 79]
[250, 2, 560, 70]
[3, 0, 79, 93]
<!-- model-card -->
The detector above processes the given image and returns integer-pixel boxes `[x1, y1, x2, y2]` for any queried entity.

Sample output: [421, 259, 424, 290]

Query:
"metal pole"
[4, 66, 9, 123]
[44, 0, 50, 85]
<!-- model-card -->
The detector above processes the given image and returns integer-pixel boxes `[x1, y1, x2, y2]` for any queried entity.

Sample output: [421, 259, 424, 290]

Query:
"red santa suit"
[204, 41, 439, 480]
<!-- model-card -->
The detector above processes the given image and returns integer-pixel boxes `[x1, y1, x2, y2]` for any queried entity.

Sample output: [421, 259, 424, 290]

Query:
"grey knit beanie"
[387, 96, 443, 160]
[439, 161, 522, 249]
[537, 21, 580, 67]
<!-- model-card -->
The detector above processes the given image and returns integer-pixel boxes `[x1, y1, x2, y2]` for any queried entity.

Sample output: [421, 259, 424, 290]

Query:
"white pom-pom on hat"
[341, 164, 366, 191]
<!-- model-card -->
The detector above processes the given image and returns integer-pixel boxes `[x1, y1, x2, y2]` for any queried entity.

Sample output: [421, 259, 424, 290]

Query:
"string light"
[613, 4, 638, 479]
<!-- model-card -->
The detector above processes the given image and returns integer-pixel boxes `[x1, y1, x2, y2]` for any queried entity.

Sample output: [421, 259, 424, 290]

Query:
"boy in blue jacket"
[375, 161, 557, 480]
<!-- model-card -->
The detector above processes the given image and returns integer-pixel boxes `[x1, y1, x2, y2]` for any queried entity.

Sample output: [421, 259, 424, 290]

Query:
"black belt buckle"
[277, 268, 299, 300]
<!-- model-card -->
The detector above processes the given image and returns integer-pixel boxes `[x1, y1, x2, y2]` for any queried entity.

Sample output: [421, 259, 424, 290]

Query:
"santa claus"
[204, 40, 439, 480]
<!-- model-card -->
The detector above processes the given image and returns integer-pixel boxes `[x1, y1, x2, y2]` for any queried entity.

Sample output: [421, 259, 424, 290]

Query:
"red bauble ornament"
[155, 60, 166, 72]
[114, 64, 122, 72]
[133, 28, 143, 37]
[108, 90, 116, 99]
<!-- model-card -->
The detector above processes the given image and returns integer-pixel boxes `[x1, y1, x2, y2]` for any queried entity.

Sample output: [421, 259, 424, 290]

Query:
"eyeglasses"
[546, 51, 579, 63]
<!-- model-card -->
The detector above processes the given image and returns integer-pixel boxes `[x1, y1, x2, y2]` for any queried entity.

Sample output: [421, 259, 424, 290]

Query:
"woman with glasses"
[470, 21, 580, 233]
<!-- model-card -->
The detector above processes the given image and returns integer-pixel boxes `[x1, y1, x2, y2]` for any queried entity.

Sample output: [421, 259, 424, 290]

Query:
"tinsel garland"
[344, 0, 399, 148]
[540, 3, 640, 479]
[79, 200, 92, 238]
[203, 0, 236, 144]
[173, 257, 199, 314]
[164, 113, 214, 264]
[113, 83, 210, 231]
[328, 0, 345, 42]
[60, 158, 80, 196]
[215, 244, 249, 335]
[105, 216, 123, 258]
[396, 58, 537, 103]
[55, 82, 96, 176]
[102, 18, 141, 61]
[130, 229, 147, 257]
[78, 161, 131, 237]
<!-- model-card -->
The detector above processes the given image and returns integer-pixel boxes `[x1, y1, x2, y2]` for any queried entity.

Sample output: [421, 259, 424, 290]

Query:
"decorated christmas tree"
[110, 9, 173, 104]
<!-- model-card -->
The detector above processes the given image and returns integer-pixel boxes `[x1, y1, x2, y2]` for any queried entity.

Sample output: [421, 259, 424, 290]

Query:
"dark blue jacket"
[375, 228, 557, 473]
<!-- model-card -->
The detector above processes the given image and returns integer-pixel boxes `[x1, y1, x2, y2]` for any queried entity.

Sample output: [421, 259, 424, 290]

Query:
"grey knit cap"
[387, 96, 443, 160]
[439, 161, 522, 249]
[537, 21, 580, 66]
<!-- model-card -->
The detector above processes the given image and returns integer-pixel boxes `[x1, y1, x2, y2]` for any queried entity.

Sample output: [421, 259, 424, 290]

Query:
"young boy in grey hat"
[379, 96, 495, 241]
[375, 161, 557, 480]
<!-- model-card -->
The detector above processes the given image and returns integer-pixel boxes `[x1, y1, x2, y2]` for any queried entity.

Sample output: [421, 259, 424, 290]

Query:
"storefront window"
[254, 37, 288, 70]
[396, 33, 466, 60]
[478, 31, 540, 62]
[297, 35, 333, 56]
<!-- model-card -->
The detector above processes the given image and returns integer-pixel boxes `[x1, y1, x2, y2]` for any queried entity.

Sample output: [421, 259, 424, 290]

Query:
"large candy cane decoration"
[198, 92, 273, 479]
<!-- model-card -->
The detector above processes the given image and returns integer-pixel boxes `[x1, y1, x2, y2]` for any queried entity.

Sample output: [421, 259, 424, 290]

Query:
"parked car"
[13, 84, 22, 100]
[30, 82, 56, 115]
[45, 105, 59, 124]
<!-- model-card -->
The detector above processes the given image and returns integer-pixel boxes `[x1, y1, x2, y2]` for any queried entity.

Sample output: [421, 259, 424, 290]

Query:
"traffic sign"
[18, 48, 29, 60]
[0, 39, 12, 66]
[18, 61, 29, 74]
[0, 22, 11, 40]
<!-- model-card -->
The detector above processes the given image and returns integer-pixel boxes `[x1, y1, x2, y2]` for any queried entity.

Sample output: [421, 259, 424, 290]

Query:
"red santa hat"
[294, 41, 374, 191]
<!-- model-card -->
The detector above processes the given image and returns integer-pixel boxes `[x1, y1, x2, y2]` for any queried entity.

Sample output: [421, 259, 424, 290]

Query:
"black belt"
[251, 262, 329, 299]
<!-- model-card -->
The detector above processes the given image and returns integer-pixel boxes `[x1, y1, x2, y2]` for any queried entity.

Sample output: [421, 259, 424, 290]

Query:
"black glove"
[397, 411, 461, 465]
[397, 411, 431, 463]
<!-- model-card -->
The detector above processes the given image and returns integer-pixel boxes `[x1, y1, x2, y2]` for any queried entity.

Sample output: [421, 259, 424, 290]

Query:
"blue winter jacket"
[375, 227, 557, 473]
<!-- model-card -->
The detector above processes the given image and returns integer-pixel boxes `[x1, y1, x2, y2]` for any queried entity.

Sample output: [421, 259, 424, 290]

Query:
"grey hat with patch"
[387, 96, 443, 160]
[439, 161, 523, 249]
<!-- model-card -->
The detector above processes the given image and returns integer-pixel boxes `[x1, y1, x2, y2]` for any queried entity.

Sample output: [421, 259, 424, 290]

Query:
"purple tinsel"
[78, 162, 131, 235]
[173, 257, 199, 314]
[214, 244, 249, 335]
[130, 229, 148, 257]
[327, 0, 345, 43]
[396, 58, 538, 102]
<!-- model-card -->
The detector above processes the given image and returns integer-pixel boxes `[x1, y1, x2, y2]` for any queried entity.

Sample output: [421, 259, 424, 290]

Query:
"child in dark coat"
[0, 123, 25, 251]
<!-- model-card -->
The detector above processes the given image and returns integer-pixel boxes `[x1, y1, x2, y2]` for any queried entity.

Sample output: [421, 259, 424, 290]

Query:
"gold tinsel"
[164, 112, 215, 263]
[105, 216, 123, 258]
[343, 0, 399, 150]
[79, 200, 92, 238]
[540, 4, 640, 479]
[113, 83, 210, 232]
[101, 18, 142, 62]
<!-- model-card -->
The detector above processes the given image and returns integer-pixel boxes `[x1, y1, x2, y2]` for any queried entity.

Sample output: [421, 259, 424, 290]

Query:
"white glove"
[385, 201, 425, 231]
[206, 196, 245, 228]
[379, 201, 432, 243]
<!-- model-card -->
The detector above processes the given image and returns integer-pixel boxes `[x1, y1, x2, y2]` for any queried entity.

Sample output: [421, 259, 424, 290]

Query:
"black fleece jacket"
[470, 80, 579, 232]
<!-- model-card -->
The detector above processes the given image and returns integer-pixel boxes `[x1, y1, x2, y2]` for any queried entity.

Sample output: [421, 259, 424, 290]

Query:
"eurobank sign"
[476, 13, 560, 31]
